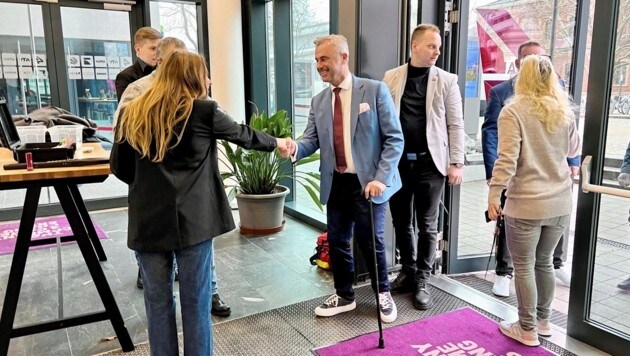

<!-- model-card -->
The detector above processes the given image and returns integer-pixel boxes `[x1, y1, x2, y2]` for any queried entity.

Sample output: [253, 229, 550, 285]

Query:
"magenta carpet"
[0, 216, 107, 255]
[315, 307, 556, 355]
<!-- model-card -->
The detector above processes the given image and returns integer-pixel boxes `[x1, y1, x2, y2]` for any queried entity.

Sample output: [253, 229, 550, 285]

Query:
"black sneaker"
[314, 294, 356, 317]
[390, 271, 414, 293]
[211, 294, 231, 317]
[136, 269, 143, 289]
[379, 292, 397, 323]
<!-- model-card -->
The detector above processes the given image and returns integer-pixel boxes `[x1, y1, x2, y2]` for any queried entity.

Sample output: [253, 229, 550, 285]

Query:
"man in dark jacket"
[115, 27, 162, 101]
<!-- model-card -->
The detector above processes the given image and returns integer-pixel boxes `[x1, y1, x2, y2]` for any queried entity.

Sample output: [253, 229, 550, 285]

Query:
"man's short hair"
[134, 27, 162, 45]
[313, 34, 349, 55]
[517, 40, 544, 58]
[411, 24, 440, 43]
[156, 37, 187, 58]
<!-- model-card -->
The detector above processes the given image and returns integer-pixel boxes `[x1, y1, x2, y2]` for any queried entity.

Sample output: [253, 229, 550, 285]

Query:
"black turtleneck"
[137, 58, 155, 76]
[400, 64, 430, 155]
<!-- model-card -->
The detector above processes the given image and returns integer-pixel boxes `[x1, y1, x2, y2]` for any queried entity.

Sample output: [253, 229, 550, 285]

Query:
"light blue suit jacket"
[296, 76, 404, 205]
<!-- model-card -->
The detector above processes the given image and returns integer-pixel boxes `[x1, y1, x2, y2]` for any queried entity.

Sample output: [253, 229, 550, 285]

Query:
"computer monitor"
[0, 99, 21, 149]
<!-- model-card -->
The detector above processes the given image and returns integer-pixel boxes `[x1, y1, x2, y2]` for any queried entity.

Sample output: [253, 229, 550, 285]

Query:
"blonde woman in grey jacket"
[487, 55, 581, 347]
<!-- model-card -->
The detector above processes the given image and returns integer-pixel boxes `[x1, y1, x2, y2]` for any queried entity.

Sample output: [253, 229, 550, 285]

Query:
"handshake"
[275, 138, 297, 158]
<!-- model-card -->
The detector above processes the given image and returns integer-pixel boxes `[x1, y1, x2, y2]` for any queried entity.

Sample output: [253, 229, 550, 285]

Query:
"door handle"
[581, 155, 630, 198]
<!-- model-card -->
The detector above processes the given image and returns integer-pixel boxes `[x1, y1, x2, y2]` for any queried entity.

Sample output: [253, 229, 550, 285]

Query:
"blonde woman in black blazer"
[111, 51, 289, 356]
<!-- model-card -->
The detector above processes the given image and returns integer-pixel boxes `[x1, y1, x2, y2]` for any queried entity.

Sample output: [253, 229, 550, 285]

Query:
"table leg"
[54, 185, 134, 352]
[0, 187, 42, 356]
[68, 185, 107, 261]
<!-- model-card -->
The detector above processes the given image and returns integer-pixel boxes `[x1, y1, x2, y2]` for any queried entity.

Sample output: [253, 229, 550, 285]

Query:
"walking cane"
[368, 197, 385, 349]
[484, 211, 503, 279]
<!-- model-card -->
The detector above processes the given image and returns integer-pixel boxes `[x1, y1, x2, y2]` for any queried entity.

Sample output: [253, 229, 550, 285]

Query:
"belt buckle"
[406, 153, 417, 161]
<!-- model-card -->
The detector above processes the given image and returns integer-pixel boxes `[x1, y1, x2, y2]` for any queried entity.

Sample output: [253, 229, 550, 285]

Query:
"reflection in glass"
[0, 3, 49, 116]
[61, 7, 131, 143]
[291, 0, 329, 213]
[149, 1, 199, 52]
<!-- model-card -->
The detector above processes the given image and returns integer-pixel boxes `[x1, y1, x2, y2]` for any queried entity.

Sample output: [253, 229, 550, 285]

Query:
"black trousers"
[389, 155, 445, 280]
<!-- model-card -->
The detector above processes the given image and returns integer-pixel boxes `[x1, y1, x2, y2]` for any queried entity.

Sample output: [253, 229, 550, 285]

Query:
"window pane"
[459, 1, 578, 261]
[266, 2, 276, 114]
[61, 7, 131, 143]
[292, 0, 329, 214]
[150, 1, 199, 52]
[0, 3, 50, 116]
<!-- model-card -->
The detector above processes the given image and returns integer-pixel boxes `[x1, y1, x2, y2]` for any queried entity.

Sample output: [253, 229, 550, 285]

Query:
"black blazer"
[115, 61, 153, 101]
[111, 99, 277, 252]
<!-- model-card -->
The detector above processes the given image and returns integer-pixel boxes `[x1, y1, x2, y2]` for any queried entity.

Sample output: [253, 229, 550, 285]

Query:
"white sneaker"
[555, 268, 571, 287]
[379, 292, 397, 323]
[492, 275, 512, 297]
[499, 320, 540, 347]
[314, 294, 356, 317]
[536, 318, 552, 337]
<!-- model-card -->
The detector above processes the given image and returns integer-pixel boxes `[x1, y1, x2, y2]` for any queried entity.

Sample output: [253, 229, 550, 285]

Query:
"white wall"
[207, 0, 246, 122]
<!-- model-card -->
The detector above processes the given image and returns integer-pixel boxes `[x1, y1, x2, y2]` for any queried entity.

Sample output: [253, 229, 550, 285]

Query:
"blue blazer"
[622, 141, 630, 174]
[296, 76, 404, 205]
[481, 78, 580, 180]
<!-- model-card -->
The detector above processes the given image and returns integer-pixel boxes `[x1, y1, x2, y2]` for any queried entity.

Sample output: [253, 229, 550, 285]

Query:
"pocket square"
[359, 103, 370, 114]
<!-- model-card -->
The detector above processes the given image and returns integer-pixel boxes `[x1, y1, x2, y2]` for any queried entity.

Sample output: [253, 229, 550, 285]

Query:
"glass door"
[568, 1, 630, 354]
[0, 2, 50, 116]
[60, 5, 132, 143]
[445, 0, 580, 274]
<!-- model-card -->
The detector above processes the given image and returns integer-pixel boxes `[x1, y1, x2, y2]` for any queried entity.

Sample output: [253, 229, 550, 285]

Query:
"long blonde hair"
[513, 55, 572, 132]
[116, 51, 208, 162]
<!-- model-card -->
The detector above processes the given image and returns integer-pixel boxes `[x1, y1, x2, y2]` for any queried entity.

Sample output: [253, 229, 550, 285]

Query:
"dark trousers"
[389, 156, 445, 280]
[495, 190, 566, 276]
[327, 171, 390, 301]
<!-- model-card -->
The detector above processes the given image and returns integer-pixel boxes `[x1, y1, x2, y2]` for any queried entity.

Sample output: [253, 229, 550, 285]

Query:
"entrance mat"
[0, 215, 107, 255]
[100, 285, 575, 356]
[451, 274, 567, 328]
[315, 307, 555, 355]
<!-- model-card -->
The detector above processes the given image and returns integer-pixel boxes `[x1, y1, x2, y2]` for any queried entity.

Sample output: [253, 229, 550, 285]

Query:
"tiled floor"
[0, 209, 333, 355]
[0, 195, 628, 354]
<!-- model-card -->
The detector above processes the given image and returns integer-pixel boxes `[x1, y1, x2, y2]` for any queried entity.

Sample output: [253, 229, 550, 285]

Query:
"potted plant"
[220, 109, 321, 235]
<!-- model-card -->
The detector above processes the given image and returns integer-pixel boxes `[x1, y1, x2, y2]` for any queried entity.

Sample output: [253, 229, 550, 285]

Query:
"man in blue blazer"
[289, 34, 404, 323]
[482, 40, 580, 297]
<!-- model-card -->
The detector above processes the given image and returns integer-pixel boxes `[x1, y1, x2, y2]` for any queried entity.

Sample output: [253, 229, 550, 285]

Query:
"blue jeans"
[136, 239, 214, 356]
[327, 172, 390, 301]
[173, 240, 218, 295]
[504, 215, 569, 330]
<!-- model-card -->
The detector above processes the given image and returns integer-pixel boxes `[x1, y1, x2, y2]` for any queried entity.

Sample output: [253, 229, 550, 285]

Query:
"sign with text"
[2, 53, 16, 66]
[82, 68, 95, 80]
[17, 54, 32, 67]
[94, 56, 107, 67]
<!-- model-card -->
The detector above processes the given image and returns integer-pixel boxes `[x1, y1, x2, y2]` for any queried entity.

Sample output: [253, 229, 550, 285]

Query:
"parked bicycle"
[611, 94, 630, 114]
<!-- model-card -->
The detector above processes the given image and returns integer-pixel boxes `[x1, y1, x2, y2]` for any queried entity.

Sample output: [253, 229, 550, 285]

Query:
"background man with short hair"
[115, 26, 162, 101]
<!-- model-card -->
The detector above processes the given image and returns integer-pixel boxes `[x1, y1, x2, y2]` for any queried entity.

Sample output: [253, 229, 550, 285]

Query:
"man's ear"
[134, 43, 141, 54]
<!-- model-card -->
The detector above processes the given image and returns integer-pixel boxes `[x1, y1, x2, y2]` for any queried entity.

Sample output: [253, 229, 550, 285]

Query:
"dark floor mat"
[212, 283, 575, 356]
[450, 274, 567, 328]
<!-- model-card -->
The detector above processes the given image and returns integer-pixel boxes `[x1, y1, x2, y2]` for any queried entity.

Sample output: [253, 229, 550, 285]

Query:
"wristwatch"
[451, 163, 463, 168]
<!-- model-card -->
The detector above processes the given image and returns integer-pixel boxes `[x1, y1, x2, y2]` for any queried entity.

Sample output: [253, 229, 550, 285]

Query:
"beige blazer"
[382, 65, 465, 176]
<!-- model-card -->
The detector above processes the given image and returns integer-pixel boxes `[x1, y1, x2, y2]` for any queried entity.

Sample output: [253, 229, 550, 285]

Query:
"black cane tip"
[379, 339, 384, 349]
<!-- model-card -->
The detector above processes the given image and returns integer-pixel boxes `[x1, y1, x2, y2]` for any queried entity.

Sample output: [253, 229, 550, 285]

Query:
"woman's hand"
[487, 204, 501, 221]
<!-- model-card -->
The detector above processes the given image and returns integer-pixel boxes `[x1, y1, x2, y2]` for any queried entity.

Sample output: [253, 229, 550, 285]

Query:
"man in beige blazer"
[382, 23, 465, 310]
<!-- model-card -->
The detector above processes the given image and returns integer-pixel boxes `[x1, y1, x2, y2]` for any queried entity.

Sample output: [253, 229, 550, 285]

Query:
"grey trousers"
[504, 214, 570, 330]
